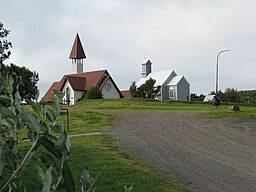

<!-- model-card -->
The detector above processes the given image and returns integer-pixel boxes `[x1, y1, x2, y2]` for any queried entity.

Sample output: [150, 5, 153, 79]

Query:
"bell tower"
[141, 58, 152, 77]
[69, 33, 86, 73]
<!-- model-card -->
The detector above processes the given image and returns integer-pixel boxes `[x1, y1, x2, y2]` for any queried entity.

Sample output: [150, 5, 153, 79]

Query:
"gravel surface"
[111, 112, 256, 192]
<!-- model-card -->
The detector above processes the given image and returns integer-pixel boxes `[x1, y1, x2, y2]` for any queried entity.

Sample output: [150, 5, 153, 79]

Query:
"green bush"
[86, 86, 103, 99]
[0, 74, 95, 191]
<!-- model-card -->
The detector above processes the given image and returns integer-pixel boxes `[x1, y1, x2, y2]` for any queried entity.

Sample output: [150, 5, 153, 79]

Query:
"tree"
[129, 81, 139, 97]
[1, 63, 39, 100]
[223, 88, 240, 102]
[0, 22, 38, 101]
[87, 86, 103, 99]
[130, 78, 160, 99]
[0, 73, 97, 191]
[190, 93, 205, 101]
[0, 22, 12, 64]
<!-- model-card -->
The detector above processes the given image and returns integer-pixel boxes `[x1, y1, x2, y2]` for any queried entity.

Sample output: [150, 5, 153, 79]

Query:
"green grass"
[69, 135, 183, 191]
[7, 98, 256, 191]
[67, 98, 256, 118]
[61, 99, 255, 191]
[67, 111, 114, 134]
[68, 98, 211, 113]
[59, 99, 196, 191]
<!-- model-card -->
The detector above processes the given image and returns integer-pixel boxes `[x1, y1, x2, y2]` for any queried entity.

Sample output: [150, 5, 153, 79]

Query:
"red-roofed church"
[43, 34, 123, 105]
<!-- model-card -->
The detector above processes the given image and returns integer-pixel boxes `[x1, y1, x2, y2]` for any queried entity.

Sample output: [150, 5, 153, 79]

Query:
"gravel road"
[111, 112, 256, 192]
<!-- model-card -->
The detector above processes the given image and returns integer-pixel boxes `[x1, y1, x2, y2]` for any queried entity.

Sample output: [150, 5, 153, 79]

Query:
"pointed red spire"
[69, 33, 86, 59]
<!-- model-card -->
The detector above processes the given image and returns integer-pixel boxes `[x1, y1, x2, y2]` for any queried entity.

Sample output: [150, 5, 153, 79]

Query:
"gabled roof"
[66, 76, 87, 90]
[42, 69, 123, 102]
[58, 70, 106, 91]
[167, 75, 183, 86]
[42, 81, 59, 102]
[69, 33, 86, 59]
[121, 90, 132, 98]
[167, 75, 190, 86]
[136, 70, 176, 87]
[141, 58, 152, 65]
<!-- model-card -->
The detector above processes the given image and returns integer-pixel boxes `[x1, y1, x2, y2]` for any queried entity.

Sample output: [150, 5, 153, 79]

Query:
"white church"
[136, 59, 190, 101]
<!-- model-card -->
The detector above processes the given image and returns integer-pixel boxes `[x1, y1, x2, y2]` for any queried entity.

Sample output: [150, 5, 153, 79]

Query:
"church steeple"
[69, 33, 86, 73]
[141, 58, 152, 77]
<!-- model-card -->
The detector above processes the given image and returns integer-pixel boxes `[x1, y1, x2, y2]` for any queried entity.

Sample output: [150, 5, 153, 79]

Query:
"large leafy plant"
[0, 73, 95, 191]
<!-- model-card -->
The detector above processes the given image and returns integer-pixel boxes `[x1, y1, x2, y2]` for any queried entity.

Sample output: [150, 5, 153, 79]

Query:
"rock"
[229, 105, 240, 111]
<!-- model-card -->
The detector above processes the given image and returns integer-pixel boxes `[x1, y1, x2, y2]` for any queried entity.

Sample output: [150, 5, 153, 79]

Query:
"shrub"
[87, 86, 103, 99]
[0, 74, 95, 191]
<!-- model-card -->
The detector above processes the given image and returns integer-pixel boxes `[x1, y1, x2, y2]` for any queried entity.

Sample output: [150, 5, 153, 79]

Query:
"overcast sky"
[1, 0, 255, 97]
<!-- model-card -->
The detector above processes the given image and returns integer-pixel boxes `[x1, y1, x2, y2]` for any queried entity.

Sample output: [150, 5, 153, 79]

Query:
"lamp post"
[216, 49, 230, 94]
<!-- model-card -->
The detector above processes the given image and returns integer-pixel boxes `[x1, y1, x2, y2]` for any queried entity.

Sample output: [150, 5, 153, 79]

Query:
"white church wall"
[176, 77, 190, 101]
[74, 91, 84, 103]
[62, 81, 75, 105]
[102, 79, 120, 99]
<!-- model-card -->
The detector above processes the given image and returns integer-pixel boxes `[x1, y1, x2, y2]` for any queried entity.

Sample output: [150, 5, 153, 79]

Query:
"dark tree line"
[0, 22, 39, 101]
[1, 64, 39, 100]
[217, 88, 256, 104]
[191, 88, 256, 104]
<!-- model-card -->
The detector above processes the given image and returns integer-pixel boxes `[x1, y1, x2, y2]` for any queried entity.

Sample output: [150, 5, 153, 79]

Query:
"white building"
[136, 59, 190, 101]
[43, 33, 123, 104]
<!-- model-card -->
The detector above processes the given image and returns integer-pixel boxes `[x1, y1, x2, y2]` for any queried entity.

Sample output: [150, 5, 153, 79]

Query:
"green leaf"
[0, 161, 4, 177]
[14, 89, 22, 106]
[7, 75, 14, 94]
[0, 118, 15, 129]
[42, 133, 58, 141]
[35, 91, 40, 102]
[0, 106, 14, 117]
[38, 166, 44, 182]
[22, 109, 41, 133]
[0, 95, 11, 103]
[65, 135, 71, 153]
[62, 160, 75, 192]
[46, 110, 55, 123]
[124, 185, 134, 192]
[80, 164, 94, 192]
[52, 90, 64, 117]
[40, 166, 53, 192]
[51, 124, 64, 134]
[38, 121, 48, 133]
[40, 153, 56, 168]
[39, 137, 62, 159]
[31, 102, 41, 118]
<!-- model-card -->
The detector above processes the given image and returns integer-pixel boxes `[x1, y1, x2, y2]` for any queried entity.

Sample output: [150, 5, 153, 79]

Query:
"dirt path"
[111, 112, 256, 192]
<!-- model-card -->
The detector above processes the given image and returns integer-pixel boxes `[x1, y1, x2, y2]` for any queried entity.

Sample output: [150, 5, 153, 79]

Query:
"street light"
[216, 49, 230, 94]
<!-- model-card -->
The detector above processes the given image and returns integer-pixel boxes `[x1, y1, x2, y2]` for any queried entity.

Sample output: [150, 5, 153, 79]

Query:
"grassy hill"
[61, 99, 256, 191]
[18, 99, 256, 191]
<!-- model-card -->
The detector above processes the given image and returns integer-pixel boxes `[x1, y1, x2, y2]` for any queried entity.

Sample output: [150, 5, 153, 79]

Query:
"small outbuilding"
[203, 95, 215, 102]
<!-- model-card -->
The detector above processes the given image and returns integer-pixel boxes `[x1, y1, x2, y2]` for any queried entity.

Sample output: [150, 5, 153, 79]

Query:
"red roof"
[59, 70, 106, 91]
[42, 70, 123, 102]
[69, 33, 86, 59]
[121, 90, 132, 98]
[42, 81, 59, 102]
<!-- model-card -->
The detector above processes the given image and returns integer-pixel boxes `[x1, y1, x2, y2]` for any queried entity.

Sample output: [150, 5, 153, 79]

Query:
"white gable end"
[62, 80, 75, 105]
[136, 70, 176, 87]
[167, 75, 184, 86]
[102, 79, 120, 99]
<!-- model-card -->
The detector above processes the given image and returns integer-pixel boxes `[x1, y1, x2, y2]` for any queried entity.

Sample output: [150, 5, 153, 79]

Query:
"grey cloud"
[1, 0, 255, 97]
